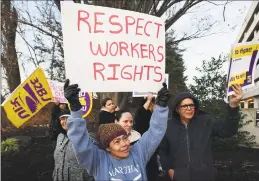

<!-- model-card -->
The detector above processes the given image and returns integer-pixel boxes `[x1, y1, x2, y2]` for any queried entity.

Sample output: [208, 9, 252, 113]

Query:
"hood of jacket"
[171, 92, 200, 121]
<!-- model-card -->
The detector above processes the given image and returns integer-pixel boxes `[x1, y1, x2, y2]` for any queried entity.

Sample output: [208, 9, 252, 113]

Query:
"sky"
[11, 1, 253, 90]
[171, 1, 252, 85]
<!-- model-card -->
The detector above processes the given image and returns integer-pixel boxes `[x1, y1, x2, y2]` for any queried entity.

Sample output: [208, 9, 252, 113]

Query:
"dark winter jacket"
[98, 110, 116, 125]
[159, 92, 240, 181]
[134, 106, 160, 181]
[53, 133, 94, 181]
[134, 106, 152, 135]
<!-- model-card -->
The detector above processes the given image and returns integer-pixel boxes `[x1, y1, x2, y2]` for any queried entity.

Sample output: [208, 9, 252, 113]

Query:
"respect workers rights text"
[61, 2, 165, 92]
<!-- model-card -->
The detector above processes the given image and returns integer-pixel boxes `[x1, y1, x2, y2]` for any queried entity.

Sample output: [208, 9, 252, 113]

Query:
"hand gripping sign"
[48, 80, 93, 118]
[77, 92, 93, 118]
[68, 92, 93, 118]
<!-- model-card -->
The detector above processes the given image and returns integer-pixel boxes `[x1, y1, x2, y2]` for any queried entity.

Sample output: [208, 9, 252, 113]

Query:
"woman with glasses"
[159, 84, 244, 181]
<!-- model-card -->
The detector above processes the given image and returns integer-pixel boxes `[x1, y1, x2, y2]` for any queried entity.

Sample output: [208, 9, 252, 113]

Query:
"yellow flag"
[2, 67, 53, 128]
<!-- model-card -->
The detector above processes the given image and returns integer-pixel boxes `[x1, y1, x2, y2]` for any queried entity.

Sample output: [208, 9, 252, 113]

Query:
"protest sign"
[226, 41, 259, 96]
[79, 92, 93, 118]
[61, 2, 165, 92]
[48, 80, 67, 103]
[48, 80, 93, 118]
[68, 92, 93, 118]
[133, 73, 169, 97]
[2, 67, 53, 128]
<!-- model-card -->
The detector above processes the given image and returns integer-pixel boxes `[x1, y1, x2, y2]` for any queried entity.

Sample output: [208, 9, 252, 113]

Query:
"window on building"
[240, 101, 245, 108]
[248, 98, 254, 108]
[256, 110, 259, 127]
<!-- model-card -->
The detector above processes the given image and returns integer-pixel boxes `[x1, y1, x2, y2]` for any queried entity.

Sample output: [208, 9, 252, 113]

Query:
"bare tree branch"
[156, 0, 171, 17]
[136, 0, 144, 12]
[16, 26, 39, 67]
[140, 0, 151, 14]
[171, 21, 218, 44]
[223, 1, 230, 22]
[17, 19, 62, 41]
[150, 0, 160, 15]
[165, 0, 202, 31]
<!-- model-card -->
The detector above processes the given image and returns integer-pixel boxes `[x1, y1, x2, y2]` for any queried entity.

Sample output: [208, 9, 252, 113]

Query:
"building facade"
[234, 1, 259, 148]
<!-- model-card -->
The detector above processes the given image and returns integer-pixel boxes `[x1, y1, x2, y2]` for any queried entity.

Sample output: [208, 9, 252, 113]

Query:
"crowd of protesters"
[48, 80, 243, 181]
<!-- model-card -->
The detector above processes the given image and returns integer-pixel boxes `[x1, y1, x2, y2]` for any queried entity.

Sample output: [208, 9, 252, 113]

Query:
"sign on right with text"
[226, 41, 259, 96]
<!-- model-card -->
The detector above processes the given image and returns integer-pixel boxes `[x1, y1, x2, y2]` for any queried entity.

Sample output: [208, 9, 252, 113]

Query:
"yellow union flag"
[2, 67, 53, 128]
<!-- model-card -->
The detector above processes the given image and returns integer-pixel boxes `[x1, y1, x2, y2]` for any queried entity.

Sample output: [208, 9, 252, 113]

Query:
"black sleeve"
[134, 106, 152, 135]
[158, 134, 173, 171]
[212, 104, 240, 138]
[99, 111, 115, 125]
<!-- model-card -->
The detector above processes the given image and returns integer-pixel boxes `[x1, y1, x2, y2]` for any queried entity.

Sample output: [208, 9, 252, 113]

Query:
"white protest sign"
[226, 41, 259, 96]
[48, 80, 67, 103]
[133, 74, 169, 97]
[61, 2, 165, 92]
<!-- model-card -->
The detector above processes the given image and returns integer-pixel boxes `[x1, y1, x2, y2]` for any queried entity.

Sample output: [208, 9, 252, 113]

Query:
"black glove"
[156, 83, 171, 107]
[63, 79, 82, 112]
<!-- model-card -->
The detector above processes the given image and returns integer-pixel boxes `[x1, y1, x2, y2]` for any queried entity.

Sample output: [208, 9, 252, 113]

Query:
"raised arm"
[212, 104, 240, 137]
[143, 93, 153, 110]
[64, 79, 104, 176]
[133, 83, 170, 164]
[212, 84, 243, 137]
[67, 110, 104, 176]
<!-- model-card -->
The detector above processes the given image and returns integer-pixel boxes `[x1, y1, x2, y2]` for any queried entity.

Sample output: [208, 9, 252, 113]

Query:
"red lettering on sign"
[109, 15, 123, 34]
[109, 42, 119, 56]
[94, 12, 105, 33]
[93, 62, 105, 80]
[89, 41, 164, 62]
[133, 66, 144, 81]
[144, 65, 154, 80]
[154, 66, 162, 82]
[78, 10, 90, 32]
[148, 44, 156, 61]
[90, 41, 109, 56]
[77, 10, 163, 38]
[157, 46, 164, 62]
[125, 16, 135, 34]
[119, 42, 130, 56]
[92, 63, 163, 83]
[154, 23, 163, 38]
[107, 64, 120, 80]
[140, 44, 148, 58]
[144, 21, 152, 36]
[136, 18, 144, 36]
[121, 65, 133, 80]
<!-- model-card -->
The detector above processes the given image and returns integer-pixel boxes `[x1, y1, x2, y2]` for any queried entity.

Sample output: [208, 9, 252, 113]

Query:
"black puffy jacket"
[159, 92, 240, 181]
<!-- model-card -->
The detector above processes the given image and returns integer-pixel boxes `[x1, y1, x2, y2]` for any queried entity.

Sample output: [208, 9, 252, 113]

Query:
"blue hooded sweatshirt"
[67, 105, 168, 181]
